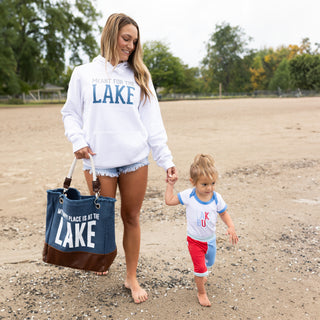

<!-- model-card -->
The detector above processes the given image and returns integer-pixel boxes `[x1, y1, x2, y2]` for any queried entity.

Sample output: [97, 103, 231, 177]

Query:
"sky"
[95, 0, 319, 68]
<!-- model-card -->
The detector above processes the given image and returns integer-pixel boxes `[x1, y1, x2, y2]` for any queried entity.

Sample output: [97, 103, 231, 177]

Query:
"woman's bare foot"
[197, 292, 211, 307]
[124, 278, 148, 304]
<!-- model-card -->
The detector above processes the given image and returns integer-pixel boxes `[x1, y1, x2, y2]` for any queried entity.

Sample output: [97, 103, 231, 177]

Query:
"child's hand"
[166, 167, 178, 184]
[167, 174, 178, 185]
[165, 176, 180, 206]
[226, 227, 239, 245]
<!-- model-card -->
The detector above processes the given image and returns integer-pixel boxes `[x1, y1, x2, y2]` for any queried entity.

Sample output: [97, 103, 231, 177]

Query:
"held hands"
[165, 167, 180, 206]
[74, 146, 96, 159]
[226, 226, 239, 245]
[166, 166, 178, 184]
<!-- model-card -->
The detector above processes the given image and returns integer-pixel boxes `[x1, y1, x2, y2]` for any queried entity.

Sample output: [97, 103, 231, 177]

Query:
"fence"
[0, 89, 319, 105]
[158, 89, 320, 101]
[0, 91, 67, 104]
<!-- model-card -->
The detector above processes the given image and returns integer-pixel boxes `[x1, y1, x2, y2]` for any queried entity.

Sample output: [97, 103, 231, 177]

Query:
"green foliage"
[289, 54, 320, 90]
[60, 66, 75, 91]
[143, 41, 202, 94]
[201, 22, 253, 93]
[0, 0, 101, 95]
[249, 39, 320, 91]
[143, 41, 184, 92]
[268, 59, 291, 91]
[177, 67, 203, 94]
[250, 46, 296, 90]
[2, 7, 320, 97]
[0, 1, 19, 95]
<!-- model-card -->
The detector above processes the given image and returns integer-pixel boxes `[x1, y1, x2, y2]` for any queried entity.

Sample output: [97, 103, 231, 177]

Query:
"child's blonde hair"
[190, 154, 218, 183]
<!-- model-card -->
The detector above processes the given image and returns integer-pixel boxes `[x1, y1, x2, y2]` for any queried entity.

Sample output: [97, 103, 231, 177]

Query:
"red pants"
[187, 236, 216, 277]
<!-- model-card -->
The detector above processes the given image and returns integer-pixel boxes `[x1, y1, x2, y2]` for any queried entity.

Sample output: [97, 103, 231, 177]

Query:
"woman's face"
[116, 23, 138, 63]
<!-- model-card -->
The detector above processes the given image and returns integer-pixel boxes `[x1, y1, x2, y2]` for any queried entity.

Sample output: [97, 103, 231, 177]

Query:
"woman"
[61, 13, 177, 304]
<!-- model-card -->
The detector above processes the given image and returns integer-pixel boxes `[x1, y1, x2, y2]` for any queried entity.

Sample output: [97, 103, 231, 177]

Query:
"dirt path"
[0, 97, 319, 319]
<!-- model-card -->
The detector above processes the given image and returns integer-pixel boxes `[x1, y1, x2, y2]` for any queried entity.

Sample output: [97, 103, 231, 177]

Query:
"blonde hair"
[100, 13, 152, 102]
[190, 154, 218, 183]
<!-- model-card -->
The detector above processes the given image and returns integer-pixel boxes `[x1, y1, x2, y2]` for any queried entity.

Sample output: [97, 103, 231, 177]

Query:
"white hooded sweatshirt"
[61, 55, 174, 171]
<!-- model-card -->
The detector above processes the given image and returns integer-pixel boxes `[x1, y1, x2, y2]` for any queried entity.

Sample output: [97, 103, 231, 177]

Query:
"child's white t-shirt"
[178, 188, 227, 241]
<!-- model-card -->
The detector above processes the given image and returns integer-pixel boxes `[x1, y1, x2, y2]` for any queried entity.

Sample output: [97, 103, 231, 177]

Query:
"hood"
[93, 55, 130, 74]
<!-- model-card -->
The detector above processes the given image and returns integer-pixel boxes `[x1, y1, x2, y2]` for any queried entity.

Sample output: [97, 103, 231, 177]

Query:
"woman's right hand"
[74, 146, 96, 159]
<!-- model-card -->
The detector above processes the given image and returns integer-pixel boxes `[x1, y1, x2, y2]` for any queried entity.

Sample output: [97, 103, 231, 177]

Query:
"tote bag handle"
[63, 154, 100, 199]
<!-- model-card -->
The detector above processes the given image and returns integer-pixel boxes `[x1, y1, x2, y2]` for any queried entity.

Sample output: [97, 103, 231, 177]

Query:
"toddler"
[165, 154, 238, 307]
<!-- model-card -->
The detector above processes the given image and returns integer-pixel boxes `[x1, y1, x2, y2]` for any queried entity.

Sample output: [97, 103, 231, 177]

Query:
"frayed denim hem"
[84, 169, 119, 178]
[120, 161, 148, 174]
[83, 158, 149, 178]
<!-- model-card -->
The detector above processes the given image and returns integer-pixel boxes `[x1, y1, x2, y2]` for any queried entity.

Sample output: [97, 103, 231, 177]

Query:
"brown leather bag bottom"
[42, 243, 117, 272]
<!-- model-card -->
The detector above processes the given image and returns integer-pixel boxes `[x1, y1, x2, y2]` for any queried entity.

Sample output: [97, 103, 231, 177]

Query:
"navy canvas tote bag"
[43, 155, 117, 272]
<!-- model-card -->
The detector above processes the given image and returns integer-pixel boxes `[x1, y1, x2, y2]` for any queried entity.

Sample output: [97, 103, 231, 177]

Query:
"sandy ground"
[0, 97, 319, 320]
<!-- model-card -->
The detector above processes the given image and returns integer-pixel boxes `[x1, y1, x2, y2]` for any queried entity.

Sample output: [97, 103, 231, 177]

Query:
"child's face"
[191, 175, 216, 200]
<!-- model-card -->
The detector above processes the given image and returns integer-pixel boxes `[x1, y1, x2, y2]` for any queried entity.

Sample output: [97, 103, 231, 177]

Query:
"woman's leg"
[84, 170, 118, 275]
[84, 170, 118, 198]
[118, 165, 148, 303]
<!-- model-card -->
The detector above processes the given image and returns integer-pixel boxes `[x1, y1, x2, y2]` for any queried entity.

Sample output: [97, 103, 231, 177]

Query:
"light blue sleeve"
[177, 193, 184, 205]
[216, 192, 228, 214]
[178, 188, 193, 206]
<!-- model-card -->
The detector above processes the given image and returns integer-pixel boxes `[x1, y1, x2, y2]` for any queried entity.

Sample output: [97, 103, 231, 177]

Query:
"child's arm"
[165, 180, 180, 206]
[219, 211, 239, 245]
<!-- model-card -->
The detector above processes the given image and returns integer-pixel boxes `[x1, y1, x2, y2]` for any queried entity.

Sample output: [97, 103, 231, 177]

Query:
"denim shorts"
[83, 157, 149, 178]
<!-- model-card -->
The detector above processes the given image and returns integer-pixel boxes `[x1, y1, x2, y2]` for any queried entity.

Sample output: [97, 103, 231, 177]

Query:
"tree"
[143, 41, 185, 93]
[201, 22, 252, 93]
[250, 48, 283, 91]
[299, 38, 312, 55]
[0, 0, 101, 95]
[0, 1, 20, 94]
[178, 67, 203, 94]
[289, 54, 320, 90]
[249, 39, 319, 91]
[288, 38, 320, 90]
[268, 59, 291, 91]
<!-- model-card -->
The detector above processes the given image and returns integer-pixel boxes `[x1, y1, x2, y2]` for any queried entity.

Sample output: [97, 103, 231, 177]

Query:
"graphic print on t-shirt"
[197, 211, 210, 227]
